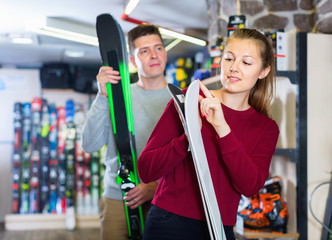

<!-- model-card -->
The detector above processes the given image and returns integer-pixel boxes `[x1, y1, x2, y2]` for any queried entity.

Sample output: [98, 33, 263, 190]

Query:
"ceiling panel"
[0, 0, 209, 67]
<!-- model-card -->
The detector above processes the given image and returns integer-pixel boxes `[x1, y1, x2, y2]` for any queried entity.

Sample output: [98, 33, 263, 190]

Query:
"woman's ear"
[259, 66, 271, 79]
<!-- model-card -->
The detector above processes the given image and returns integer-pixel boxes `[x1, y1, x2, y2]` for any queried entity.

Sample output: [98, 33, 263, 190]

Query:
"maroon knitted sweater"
[138, 96, 279, 226]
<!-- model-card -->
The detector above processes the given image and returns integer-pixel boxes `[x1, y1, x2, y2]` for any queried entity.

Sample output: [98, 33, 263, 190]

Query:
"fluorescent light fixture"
[165, 38, 182, 51]
[121, 15, 207, 47]
[12, 37, 34, 44]
[32, 26, 99, 46]
[64, 50, 85, 58]
[28, 17, 99, 46]
[159, 27, 207, 46]
[9, 33, 35, 44]
[124, 0, 141, 15]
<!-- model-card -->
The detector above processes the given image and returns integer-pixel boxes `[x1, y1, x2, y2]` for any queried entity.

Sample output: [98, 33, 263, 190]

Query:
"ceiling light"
[165, 38, 182, 51]
[12, 37, 34, 44]
[28, 17, 99, 46]
[121, 15, 207, 47]
[124, 0, 141, 15]
[9, 33, 35, 44]
[159, 27, 206, 46]
[64, 50, 85, 58]
[32, 26, 99, 46]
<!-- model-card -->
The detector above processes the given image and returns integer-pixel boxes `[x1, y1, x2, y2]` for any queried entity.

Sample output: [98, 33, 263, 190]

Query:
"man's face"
[131, 34, 167, 80]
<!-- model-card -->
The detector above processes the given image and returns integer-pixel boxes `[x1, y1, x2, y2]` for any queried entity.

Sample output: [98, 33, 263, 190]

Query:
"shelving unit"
[204, 32, 307, 239]
[3, 88, 99, 231]
[236, 231, 299, 240]
[238, 32, 307, 240]
[258, 32, 308, 239]
[5, 214, 99, 231]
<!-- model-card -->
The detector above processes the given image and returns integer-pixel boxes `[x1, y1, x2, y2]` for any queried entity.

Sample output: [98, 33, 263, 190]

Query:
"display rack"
[259, 32, 308, 239]
[236, 231, 299, 240]
[204, 32, 307, 239]
[5, 214, 99, 230]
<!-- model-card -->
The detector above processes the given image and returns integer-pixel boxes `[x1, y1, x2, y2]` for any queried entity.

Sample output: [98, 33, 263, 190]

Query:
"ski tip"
[97, 13, 111, 19]
[97, 13, 116, 24]
[167, 83, 183, 94]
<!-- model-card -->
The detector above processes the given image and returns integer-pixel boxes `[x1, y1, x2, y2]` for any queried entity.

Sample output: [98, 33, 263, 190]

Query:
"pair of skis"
[168, 80, 227, 240]
[96, 13, 225, 240]
[96, 14, 144, 239]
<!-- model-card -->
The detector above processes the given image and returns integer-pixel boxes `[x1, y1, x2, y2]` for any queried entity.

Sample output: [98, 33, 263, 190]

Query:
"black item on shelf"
[73, 65, 99, 94]
[40, 63, 74, 89]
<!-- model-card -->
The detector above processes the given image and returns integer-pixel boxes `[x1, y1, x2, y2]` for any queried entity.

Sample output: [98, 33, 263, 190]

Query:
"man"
[81, 24, 171, 240]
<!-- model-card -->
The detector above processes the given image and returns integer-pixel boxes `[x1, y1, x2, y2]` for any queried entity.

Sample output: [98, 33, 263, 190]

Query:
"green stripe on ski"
[118, 61, 140, 186]
[122, 192, 145, 235]
[123, 192, 132, 236]
[105, 61, 133, 135]
[106, 82, 117, 134]
[131, 149, 139, 185]
[119, 61, 134, 134]
[138, 204, 144, 231]
[119, 59, 144, 233]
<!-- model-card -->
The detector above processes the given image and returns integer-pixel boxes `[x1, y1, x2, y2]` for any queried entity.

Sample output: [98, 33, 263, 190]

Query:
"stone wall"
[206, 0, 332, 46]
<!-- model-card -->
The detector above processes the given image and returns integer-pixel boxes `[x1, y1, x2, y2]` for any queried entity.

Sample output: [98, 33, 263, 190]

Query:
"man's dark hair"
[127, 24, 163, 56]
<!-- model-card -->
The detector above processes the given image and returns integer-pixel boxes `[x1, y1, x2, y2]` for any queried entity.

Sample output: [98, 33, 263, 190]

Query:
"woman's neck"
[212, 88, 250, 111]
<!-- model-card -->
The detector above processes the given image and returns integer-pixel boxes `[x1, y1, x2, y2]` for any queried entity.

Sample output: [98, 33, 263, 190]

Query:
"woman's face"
[220, 38, 270, 96]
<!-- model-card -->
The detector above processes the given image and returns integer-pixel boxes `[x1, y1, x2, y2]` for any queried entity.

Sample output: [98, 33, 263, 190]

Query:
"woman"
[137, 28, 279, 240]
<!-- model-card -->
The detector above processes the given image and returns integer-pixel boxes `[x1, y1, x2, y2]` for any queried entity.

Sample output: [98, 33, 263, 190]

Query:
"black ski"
[96, 13, 144, 239]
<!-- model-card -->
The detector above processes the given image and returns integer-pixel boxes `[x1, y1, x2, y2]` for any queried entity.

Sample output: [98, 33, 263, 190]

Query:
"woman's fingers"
[198, 79, 213, 98]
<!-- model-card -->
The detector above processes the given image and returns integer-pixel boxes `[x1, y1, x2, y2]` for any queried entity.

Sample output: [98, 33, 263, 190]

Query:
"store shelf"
[274, 148, 297, 163]
[236, 231, 299, 240]
[4, 214, 99, 231]
[276, 71, 297, 84]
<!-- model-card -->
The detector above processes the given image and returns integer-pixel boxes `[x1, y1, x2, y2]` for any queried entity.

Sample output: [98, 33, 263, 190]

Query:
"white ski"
[167, 80, 227, 240]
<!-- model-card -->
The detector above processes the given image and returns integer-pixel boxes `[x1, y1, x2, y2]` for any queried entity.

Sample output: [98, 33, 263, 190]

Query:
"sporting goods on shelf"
[48, 104, 58, 213]
[29, 97, 42, 213]
[40, 99, 50, 213]
[56, 106, 67, 214]
[20, 103, 31, 214]
[12, 103, 22, 213]
[65, 99, 76, 230]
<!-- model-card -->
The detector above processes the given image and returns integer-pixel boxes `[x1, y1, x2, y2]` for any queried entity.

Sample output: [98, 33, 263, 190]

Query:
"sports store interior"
[0, 0, 331, 239]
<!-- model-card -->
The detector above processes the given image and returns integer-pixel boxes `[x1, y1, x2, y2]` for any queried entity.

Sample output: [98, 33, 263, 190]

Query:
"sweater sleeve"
[81, 94, 112, 153]
[217, 119, 279, 197]
[137, 100, 189, 183]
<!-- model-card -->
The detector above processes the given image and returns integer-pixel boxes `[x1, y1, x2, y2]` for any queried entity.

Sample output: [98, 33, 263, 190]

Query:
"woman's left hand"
[198, 80, 230, 138]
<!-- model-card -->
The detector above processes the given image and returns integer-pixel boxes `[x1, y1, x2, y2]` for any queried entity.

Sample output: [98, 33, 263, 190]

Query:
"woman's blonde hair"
[224, 28, 276, 116]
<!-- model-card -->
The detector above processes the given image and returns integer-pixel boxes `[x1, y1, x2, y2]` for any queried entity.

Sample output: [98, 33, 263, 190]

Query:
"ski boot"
[244, 176, 288, 233]
[238, 193, 261, 222]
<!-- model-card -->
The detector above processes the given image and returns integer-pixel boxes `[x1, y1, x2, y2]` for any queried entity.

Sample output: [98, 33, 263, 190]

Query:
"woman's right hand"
[97, 66, 122, 97]
[198, 80, 230, 138]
